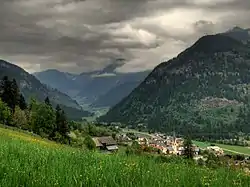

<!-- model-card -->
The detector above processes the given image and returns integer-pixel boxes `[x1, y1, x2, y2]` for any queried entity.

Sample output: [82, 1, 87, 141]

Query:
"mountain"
[33, 69, 80, 97]
[0, 59, 93, 120]
[91, 81, 141, 107]
[99, 33, 250, 137]
[222, 27, 250, 43]
[34, 62, 150, 108]
[76, 71, 150, 105]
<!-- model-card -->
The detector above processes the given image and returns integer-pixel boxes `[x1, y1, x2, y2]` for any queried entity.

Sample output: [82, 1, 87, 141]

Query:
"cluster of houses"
[135, 133, 200, 155]
[91, 132, 225, 158]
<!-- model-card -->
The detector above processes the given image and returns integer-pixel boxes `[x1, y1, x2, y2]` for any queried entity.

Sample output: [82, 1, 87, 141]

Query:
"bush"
[0, 99, 12, 125]
[13, 106, 28, 129]
[232, 154, 245, 161]
[84, 135, 96, 150]
[125, 141, 143, 156]
[197, 158, 205, 166]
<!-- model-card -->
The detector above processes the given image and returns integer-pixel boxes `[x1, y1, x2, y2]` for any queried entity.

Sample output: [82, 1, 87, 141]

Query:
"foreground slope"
[0, 126, 249, 187]
[99, 34, 250, 134]
[0, 60, 92, 119]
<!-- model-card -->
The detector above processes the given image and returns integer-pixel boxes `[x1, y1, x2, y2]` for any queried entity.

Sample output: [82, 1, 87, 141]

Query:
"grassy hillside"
[0, 126, 250, 187]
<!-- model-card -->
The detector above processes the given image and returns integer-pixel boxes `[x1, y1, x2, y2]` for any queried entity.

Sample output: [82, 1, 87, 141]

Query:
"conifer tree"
[184, 135, 194, 159]
[10, 79, 20, 110]
[0, 77, 22, 112]
[45, 96, 52, 107]
[19, 94, 27, 110]
[55, 105, 69, 142]
[0, 76, 12, 109]
[55, 104, 61, 132]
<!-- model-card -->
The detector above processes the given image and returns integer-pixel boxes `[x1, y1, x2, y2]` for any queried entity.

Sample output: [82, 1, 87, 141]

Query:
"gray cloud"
[0, 0, 249, 73]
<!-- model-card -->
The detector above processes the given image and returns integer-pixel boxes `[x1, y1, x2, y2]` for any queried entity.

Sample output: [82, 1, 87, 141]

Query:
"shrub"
[84, 135, 96, 150]
[0, 99, 12, 125]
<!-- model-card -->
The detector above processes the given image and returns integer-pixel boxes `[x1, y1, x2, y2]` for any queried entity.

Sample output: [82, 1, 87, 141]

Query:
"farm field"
[193, 141, 250, 156]
[1, 126, 250, 187]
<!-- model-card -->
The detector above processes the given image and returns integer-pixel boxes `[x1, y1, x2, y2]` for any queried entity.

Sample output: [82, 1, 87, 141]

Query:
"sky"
[0, 0, 250, 74]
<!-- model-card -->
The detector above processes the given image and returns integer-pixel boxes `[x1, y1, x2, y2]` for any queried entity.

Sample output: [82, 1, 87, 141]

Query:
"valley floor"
[0, 126, 250, 187]
[121, 129, 250, 156]
[193, 141, 250, 156]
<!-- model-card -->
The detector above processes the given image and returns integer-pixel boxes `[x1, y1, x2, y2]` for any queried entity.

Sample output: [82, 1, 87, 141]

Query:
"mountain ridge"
[0, 59, 93, 120]
[98, 33, 250, 136]
[35, 65, 150, 108]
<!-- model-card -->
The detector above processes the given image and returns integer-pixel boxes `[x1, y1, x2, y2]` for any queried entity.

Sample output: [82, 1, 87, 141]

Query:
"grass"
[214, 144, 250, 155]
[81, 106, 110, 122]
[193, 141, 250, 156]
[193, 141, 210, 149]
[1, 127, 250, 187]
[121, 129, 153, 138]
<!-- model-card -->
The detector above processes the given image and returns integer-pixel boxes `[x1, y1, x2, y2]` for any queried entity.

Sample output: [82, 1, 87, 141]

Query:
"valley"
[1, 0, 250, 186]
[34, 63, 150, 111]
[1, 26, 250, 187]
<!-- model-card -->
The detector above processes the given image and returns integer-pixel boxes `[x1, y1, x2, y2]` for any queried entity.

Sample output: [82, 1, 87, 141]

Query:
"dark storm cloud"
[0, 0, 249, 73]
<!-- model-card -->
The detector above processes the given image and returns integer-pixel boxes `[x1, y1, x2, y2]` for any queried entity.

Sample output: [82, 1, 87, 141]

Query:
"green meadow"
[0, 127, 250, 187]
[193, 141, 250, 156]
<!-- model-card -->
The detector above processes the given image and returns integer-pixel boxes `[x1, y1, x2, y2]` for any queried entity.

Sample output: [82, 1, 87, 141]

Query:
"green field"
[122, 129, 154, 138]
[193, 141, 250, 156]
[1, 127, 250, 186]
[81, 106, 110, 122]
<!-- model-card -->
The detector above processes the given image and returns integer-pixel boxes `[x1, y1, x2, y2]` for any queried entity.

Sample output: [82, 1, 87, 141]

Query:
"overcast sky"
[0, 0, 249, 73]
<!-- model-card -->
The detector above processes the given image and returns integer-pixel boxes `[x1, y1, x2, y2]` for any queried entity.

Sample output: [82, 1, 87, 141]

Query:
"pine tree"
[0, 77, 20, 113]
[10, 79, 20, 111]
[45, 96, 52, 107]
[19, 94, 27, 110]
[0, 76, 12, 108]
[183, 135, 194, 159]
[60, 110, 69, 136]
[55, 105, 69, 143]
[55, 105, 61, 132]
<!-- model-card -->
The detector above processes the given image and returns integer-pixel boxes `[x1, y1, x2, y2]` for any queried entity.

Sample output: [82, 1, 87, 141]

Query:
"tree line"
[0, 76, 70, 144]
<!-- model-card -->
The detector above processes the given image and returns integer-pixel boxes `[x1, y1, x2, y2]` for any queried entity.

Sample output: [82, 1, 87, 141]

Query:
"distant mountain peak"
[229, 26, 245, 32]
[222, 27, 250, 43]
[181, 34, 242, 56]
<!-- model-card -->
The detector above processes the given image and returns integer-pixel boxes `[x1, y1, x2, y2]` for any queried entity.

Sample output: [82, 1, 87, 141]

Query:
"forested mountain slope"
[0, 60, 92, 120]
[99, 34, 250, 137]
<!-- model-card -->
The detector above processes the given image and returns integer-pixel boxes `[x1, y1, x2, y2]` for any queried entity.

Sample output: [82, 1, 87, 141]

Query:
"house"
[118, 134, 131, 142]
[92, 136, 118, 152]
[166, 146, 175, 154]
[177, 147, 185, 155]
[206, 146, 224, 156]
[192, 147, 200, 155]
[175, 138, 184, 145]
[138, 137, 148, 145]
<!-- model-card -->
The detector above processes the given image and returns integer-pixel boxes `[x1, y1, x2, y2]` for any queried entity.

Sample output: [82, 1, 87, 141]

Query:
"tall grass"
[0, 128, 250, 187]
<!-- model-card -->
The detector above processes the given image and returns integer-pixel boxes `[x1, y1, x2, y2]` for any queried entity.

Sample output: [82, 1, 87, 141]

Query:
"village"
[91, 129, 225, 158]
